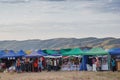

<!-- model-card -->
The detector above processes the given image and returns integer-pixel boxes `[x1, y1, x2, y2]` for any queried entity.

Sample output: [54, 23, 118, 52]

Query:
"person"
[41, 57, 45, 70]
[28, 58, 32, 72]
[59, 58, 62, 67]
[69, 61, 73, 71]
[50, 59, 53, 71]
[29, 59, 33, 72]
[111, 58, 116, 72]
[8, 63, 16, 72]
[25, 58, 29, 72]
[0, 60, 2, 70]
[92, 57, 96, 72]
[33, 58, 38, 72]
[38, 59, 43, 72]
[21, 58, 25, 72]
[16, 58, 21, 73]
[57, 58, 60, 70]
[95, 57, 101, 71]
[47, 59, 51, 71]
[53, 59, 57, 71]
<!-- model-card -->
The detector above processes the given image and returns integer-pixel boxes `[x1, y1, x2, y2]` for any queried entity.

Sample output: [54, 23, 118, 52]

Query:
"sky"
[0, 0, 120, 40]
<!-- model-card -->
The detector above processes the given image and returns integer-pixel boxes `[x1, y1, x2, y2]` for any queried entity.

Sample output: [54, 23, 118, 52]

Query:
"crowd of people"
[0, 56, 117, 73]
[15, 57, 62, 73]
[61, 57, 80, 71]
[0, 57, 63, 73]
[91, 57, 101, 72]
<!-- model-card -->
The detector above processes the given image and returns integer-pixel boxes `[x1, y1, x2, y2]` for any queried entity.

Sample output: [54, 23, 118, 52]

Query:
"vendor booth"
[109, 48, 120, 71]
[61, 56, 81, 71]
[83, 47, 109, 71]
[61, 48, 83, 71]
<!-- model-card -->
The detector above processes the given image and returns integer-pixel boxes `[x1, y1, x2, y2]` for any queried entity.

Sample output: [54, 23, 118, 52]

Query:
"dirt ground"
[0, 71, 120, 80]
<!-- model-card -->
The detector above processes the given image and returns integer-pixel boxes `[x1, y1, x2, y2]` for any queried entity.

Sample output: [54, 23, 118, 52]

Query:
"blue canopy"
[109, 48, 120, 55]
[37, 50, 47, 56]
[16, 50, 26, 57]
[0, 50, 6, 58]
[1, 50, 16, 58]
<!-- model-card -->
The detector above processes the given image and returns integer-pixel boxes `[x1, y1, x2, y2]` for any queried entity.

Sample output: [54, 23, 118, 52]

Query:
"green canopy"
[62, 48, 83, 56]
[60, 48, 72, 54]
[84, 47, 108, 55]
[43, 50, 58, 55]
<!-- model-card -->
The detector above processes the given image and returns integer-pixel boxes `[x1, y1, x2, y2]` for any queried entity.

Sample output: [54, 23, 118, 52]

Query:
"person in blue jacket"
[111, 58, 116, 72]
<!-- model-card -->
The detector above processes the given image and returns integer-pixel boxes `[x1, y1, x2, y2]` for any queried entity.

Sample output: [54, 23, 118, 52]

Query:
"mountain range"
[0, 37, 120, 50]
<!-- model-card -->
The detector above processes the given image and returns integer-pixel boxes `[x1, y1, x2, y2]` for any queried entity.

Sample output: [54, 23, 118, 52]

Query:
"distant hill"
[0, 37, 120, 50]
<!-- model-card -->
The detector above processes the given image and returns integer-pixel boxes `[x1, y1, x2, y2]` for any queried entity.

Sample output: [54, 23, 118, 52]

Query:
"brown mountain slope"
[0, 37, 119, 50]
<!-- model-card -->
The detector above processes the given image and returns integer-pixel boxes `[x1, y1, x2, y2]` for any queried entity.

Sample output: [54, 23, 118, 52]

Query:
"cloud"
[0, 0, 30, 3]
[0, 0, 120, 40]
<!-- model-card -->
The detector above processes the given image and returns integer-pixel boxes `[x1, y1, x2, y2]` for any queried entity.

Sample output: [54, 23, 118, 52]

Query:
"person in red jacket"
[16, 58, 21, 73]
[33, 58, 38, 72]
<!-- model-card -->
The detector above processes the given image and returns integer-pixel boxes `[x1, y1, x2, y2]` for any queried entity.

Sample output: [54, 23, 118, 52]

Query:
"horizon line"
[0, 37, 117, 41]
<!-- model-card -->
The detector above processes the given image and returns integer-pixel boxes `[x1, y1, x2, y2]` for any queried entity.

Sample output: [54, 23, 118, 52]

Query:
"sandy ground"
[0, 71, 120, 80]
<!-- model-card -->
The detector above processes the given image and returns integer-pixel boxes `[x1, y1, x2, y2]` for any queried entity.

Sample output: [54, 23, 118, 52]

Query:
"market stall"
[109, 48, 120, 71]
[84, 47, 109, 71]
[61, 56, 81, 71]
[61, 48, 83, 71]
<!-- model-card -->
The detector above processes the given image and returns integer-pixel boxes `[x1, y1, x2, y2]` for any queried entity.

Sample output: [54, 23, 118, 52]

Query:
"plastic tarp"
[1, 50, 17, 58]
[62, 48, 83, 56]
[109, 48, 120, 55]
[79, 55, 88, 71]
[84, 47, 108, 55]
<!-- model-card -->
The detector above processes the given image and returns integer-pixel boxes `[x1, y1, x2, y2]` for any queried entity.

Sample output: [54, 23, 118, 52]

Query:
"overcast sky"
[0, 0, 120, 40]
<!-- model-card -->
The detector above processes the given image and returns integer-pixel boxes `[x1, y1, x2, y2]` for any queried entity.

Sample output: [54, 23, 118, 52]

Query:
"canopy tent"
[109, 48, 120, 55]
[0, 50, 6, 58]
[16, 50, 26, 57]
[43, 49, 62, 58]
[50, 53, 62, 56]
[25, 50, 32, 54]
[82, 48, 90, 52]
[1, 50, 17, 58]
[84, 47, 108, 55]
[62, 48, 83, 56]
[25, 51, 44, 57]
[60, 48, 72, 54]
[44, 55, 62, 58]
[43, 50, 58, 55]
[108, 48, 120, 70]
[37, 50, 48, 56]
